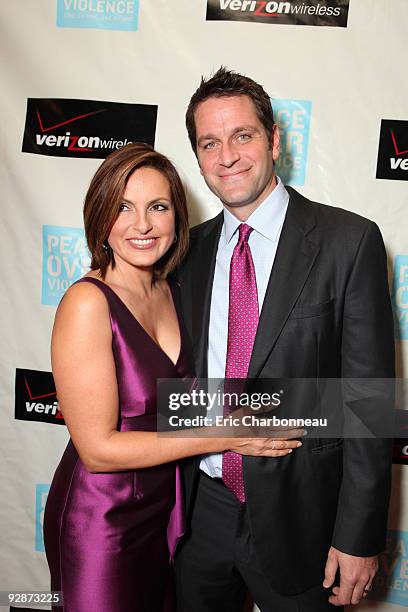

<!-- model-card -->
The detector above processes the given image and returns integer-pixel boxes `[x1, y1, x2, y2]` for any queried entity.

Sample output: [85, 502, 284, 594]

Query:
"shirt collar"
[222, 176, 289, 245]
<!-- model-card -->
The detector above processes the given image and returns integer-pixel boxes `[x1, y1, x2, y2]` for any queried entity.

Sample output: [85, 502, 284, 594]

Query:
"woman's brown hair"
[83, 142, 189, 279]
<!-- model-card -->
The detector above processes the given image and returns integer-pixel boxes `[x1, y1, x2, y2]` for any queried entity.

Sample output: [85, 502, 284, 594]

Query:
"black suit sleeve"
[332, 221, 395, 556]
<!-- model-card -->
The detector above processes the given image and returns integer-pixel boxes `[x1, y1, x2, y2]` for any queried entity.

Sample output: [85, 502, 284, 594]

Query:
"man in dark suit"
[175, 67, 395, 611]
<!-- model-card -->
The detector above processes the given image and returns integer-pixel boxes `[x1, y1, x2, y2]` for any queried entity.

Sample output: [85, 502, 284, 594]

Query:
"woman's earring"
[173, 234, 178, 244]
[102, 241, 111, 252]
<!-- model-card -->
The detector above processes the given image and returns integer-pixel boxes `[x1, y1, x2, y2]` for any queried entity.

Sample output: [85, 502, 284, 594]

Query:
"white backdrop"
[1, 1, 407, 610]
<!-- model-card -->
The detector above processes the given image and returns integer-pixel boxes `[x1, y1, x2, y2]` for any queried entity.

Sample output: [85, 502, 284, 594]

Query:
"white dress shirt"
[200, 177, 289, 477]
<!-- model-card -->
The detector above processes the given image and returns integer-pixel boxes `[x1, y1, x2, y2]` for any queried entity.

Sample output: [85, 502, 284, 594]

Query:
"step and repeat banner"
[1, 1, 407, 610]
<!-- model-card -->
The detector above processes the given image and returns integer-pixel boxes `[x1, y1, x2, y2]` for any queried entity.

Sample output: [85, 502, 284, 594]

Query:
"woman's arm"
[52, 282, 301, 473]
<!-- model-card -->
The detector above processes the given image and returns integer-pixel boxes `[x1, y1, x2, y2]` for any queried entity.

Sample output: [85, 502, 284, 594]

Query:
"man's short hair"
[185, 66, 274, 154]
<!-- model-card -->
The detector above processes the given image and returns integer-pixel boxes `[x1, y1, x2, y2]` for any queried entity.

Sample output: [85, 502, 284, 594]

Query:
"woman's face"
[107, 167, 176, 272]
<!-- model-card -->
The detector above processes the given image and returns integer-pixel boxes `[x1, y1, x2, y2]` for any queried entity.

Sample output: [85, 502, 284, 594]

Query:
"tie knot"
[238, 223, 253, 244]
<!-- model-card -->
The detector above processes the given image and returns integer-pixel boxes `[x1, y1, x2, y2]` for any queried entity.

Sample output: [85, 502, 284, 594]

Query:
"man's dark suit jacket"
[177, 186, 395, 595]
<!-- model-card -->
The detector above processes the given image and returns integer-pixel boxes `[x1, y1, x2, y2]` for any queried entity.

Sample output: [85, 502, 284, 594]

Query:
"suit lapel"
[192, 213, 223, 377]
[248, 188, 321, 378]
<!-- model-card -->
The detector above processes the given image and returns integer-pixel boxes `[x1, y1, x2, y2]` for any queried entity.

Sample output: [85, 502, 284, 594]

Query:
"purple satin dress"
[43, 277, 194, 612]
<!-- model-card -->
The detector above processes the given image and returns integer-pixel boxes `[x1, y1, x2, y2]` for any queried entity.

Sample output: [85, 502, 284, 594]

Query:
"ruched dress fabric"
[43, 277, 194, 612]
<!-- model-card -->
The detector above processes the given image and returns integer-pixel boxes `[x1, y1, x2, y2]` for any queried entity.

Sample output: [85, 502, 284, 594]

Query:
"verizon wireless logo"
[22, 98, 157, 159]
[15, 368, 65, 425]
[393, 439, 408, 465]
[206, 0, 349, 27]
[376, 120, 408, 181]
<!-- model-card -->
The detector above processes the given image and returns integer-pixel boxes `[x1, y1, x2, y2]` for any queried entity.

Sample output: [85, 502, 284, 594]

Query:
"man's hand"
[323, 546, 378, 606]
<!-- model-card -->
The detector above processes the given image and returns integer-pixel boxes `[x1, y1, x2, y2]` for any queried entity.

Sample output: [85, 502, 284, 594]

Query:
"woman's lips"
[127, 238, 158, 250]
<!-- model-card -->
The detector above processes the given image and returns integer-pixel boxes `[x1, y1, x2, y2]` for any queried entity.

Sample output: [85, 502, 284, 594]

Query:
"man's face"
[194, 95, 280, 216]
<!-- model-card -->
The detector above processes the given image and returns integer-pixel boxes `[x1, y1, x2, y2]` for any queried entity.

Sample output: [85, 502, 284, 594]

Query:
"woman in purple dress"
[43, 143, 300, 612]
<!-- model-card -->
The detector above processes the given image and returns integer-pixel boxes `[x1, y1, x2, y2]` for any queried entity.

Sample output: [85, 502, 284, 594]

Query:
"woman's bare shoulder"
[54, 277, 110, 324]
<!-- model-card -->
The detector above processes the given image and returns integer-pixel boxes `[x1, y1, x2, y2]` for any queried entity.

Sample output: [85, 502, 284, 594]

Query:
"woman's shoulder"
[55, 275, 110, 322]
[51, 277, 113, 372]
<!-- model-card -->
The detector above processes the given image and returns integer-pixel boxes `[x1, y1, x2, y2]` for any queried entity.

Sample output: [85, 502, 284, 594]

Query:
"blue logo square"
[35, 484, 50, 552]
[56, 0, 139, 31]
[370, 529, 408, 606]
[392, 255, 408, 340]
[42, 225, 91, 306]
[272, 98, 312, 186]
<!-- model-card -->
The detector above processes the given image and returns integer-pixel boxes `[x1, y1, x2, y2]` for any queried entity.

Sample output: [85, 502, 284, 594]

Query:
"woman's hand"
[217, 412, 305, 456]
[228, 434, 303, 457]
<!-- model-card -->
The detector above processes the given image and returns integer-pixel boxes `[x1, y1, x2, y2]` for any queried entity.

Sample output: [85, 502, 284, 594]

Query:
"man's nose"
[219, 142, 240, 167]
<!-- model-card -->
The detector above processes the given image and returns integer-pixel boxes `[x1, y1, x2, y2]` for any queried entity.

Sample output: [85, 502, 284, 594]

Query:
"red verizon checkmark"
[391, 130, 408, 156]
[24, 377, 56, 400]
[36, 108, 106, 133]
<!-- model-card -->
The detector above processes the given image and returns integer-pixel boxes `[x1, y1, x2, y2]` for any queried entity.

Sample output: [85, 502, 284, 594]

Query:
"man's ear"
[271, 124, 280, 162]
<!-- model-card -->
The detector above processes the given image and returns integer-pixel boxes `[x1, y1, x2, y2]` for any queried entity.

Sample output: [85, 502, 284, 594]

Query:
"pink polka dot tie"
[222, 223, 259, 503]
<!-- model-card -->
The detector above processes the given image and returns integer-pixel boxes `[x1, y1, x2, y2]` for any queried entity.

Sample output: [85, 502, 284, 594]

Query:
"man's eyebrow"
[197, 133, 218, 145]
[231, 125, 260, 136]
